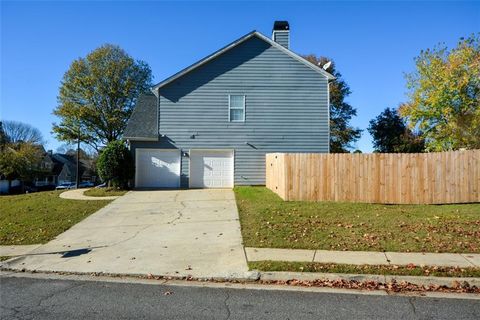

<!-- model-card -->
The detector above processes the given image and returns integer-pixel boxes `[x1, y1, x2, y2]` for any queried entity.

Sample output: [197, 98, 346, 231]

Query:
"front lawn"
[235, 187, 480, 253]
[83, 187, 128, 197]
[0, 191, 111, 245]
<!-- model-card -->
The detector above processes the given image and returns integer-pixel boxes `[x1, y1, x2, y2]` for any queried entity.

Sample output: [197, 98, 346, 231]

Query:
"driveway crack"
[108, 225, 151, 247]
[167, 200, 186, 225]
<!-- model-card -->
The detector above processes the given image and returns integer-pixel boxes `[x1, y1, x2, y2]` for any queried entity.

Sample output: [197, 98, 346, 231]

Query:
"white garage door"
[135, 149, 180, 188]
[190, 150, 234, 188]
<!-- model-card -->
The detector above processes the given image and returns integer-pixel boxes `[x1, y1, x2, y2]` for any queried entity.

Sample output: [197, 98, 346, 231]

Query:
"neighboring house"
[33, 152, 97, 187]
[33, 150, 57, 187]
[0, 144, 51, 193]
[124, 21, 333, 189]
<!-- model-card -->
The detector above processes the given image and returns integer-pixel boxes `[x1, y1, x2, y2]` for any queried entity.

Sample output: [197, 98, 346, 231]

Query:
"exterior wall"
[34, 175, 56, 187]
[134, 35, 329, 187]
[272, 31, 289, 48]
[57, 166, 73, 184]
[0, 180, 21, 194]
[0, 180, 9, 194]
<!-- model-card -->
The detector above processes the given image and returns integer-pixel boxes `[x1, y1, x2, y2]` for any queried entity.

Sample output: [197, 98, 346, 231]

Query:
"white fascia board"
[253, 32, 335, 81]
[151, 31, 258, 93]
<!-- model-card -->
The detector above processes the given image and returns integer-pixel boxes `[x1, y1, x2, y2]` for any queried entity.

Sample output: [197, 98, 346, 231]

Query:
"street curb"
[0, 264, 260, 283]
[258, 271, 480, 287]
[2, 269, 479, 299]
[3, 251, 479, 290]
[2, 258, 479, 289]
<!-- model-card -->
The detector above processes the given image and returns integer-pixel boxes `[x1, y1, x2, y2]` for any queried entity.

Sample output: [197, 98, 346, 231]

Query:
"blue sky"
[1, 1, 479, 152]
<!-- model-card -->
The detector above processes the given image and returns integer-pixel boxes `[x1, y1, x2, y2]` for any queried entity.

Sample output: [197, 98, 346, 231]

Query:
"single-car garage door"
[135, 149, 180, 188]
[190, 150, 234, 188]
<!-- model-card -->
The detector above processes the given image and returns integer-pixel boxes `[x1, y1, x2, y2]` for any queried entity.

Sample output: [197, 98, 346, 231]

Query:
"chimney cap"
[273, 21, 289, 31]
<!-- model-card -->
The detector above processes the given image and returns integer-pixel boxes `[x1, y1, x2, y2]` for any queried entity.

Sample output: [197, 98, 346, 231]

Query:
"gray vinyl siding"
[132, 35, 328, 187]
[272, 31, 289, 48]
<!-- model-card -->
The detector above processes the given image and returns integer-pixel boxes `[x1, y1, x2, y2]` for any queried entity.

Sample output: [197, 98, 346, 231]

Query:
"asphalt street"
[1, 275, 479, 320]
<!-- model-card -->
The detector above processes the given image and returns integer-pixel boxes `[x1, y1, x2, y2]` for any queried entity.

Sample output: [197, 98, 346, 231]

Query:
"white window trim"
[228, 94, 246, 122]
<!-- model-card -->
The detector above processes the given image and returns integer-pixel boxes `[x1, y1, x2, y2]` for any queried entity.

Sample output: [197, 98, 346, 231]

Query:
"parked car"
[55, 183, 76, 190]
[24, 186, 38, 193]
[78, 181, 94, 188]
[95, 182, 107, 188]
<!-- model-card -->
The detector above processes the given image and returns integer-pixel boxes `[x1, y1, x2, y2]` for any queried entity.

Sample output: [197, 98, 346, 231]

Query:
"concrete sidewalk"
[245, 247, 480, 268]
[0, 245, 41, 257]
[59, 188, 122, 200]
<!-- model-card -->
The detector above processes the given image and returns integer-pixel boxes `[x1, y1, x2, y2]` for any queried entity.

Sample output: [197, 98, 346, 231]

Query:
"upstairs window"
[229, 95, 245, 122]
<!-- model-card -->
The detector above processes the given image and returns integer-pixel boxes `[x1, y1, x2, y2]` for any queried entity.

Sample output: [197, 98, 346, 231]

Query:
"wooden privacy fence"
[266, 150, 480, 204]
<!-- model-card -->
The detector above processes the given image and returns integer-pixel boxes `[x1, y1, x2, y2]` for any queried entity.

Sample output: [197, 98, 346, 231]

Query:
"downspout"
[157, 88, 160, 138]
[327, 79, 331, 154]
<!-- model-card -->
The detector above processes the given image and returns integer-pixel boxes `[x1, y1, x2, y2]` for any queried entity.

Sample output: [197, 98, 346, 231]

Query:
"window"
[229, 95, 245, 122]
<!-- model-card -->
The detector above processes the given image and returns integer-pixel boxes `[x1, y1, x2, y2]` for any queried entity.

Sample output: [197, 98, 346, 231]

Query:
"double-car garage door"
[135, 149, 234, 189]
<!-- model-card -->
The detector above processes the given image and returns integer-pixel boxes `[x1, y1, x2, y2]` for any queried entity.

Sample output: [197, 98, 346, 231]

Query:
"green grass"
[0, 256, 10, 262]
[249, 261, 480, 278]
[235, 186, 480, 253]
[0, 191, 111, 245]
[83, 188, 128, 197]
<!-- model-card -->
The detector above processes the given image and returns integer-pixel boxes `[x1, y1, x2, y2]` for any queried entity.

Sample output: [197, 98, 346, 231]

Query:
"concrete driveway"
[3, 190, 250, 279]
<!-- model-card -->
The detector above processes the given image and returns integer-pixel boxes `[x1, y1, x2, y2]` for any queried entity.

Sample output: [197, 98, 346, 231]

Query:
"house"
[124, 21, 333, 189]
[33, 151, 97, 187]
[32, 150, 57, 188]
[0, 149, 96, 193]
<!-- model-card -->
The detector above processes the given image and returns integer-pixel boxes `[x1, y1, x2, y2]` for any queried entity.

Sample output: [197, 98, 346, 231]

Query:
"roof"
[123, 93, 158, 140]
[151, 30, 335, 93]
[50, 154, 94, 178]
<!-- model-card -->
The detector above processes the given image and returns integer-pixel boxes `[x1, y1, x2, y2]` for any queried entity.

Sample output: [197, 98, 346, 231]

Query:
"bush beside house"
[97, 141, 134, 189]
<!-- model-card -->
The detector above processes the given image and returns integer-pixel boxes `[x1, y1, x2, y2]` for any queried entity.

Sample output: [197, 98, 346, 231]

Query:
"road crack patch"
[408, 297, 417, 317]
[223, 290, 231, 320]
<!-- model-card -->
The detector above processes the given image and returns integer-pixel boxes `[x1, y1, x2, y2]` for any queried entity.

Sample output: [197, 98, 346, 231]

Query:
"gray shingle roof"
[50, 153, 94, 179]
[123, 93, 158, 140]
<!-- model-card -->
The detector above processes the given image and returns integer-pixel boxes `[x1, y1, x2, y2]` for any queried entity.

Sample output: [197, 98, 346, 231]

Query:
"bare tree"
[2, 120, 44, 145]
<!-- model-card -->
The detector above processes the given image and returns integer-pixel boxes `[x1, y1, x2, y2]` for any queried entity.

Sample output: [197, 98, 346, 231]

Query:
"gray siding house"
[124, 21, 333, 189]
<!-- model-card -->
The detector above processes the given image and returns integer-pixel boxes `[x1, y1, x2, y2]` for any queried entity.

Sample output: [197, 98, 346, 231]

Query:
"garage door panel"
[135, 149, 180, 188]
[190, 150, 234, 188]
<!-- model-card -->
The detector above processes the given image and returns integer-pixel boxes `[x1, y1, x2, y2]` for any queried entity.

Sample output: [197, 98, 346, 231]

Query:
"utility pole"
[76, 129, 80, 189]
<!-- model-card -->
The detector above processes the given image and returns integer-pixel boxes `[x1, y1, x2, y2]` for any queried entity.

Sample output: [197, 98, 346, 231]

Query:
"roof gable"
[151, 31, 334, 93]
[123, 93, 158, 140]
